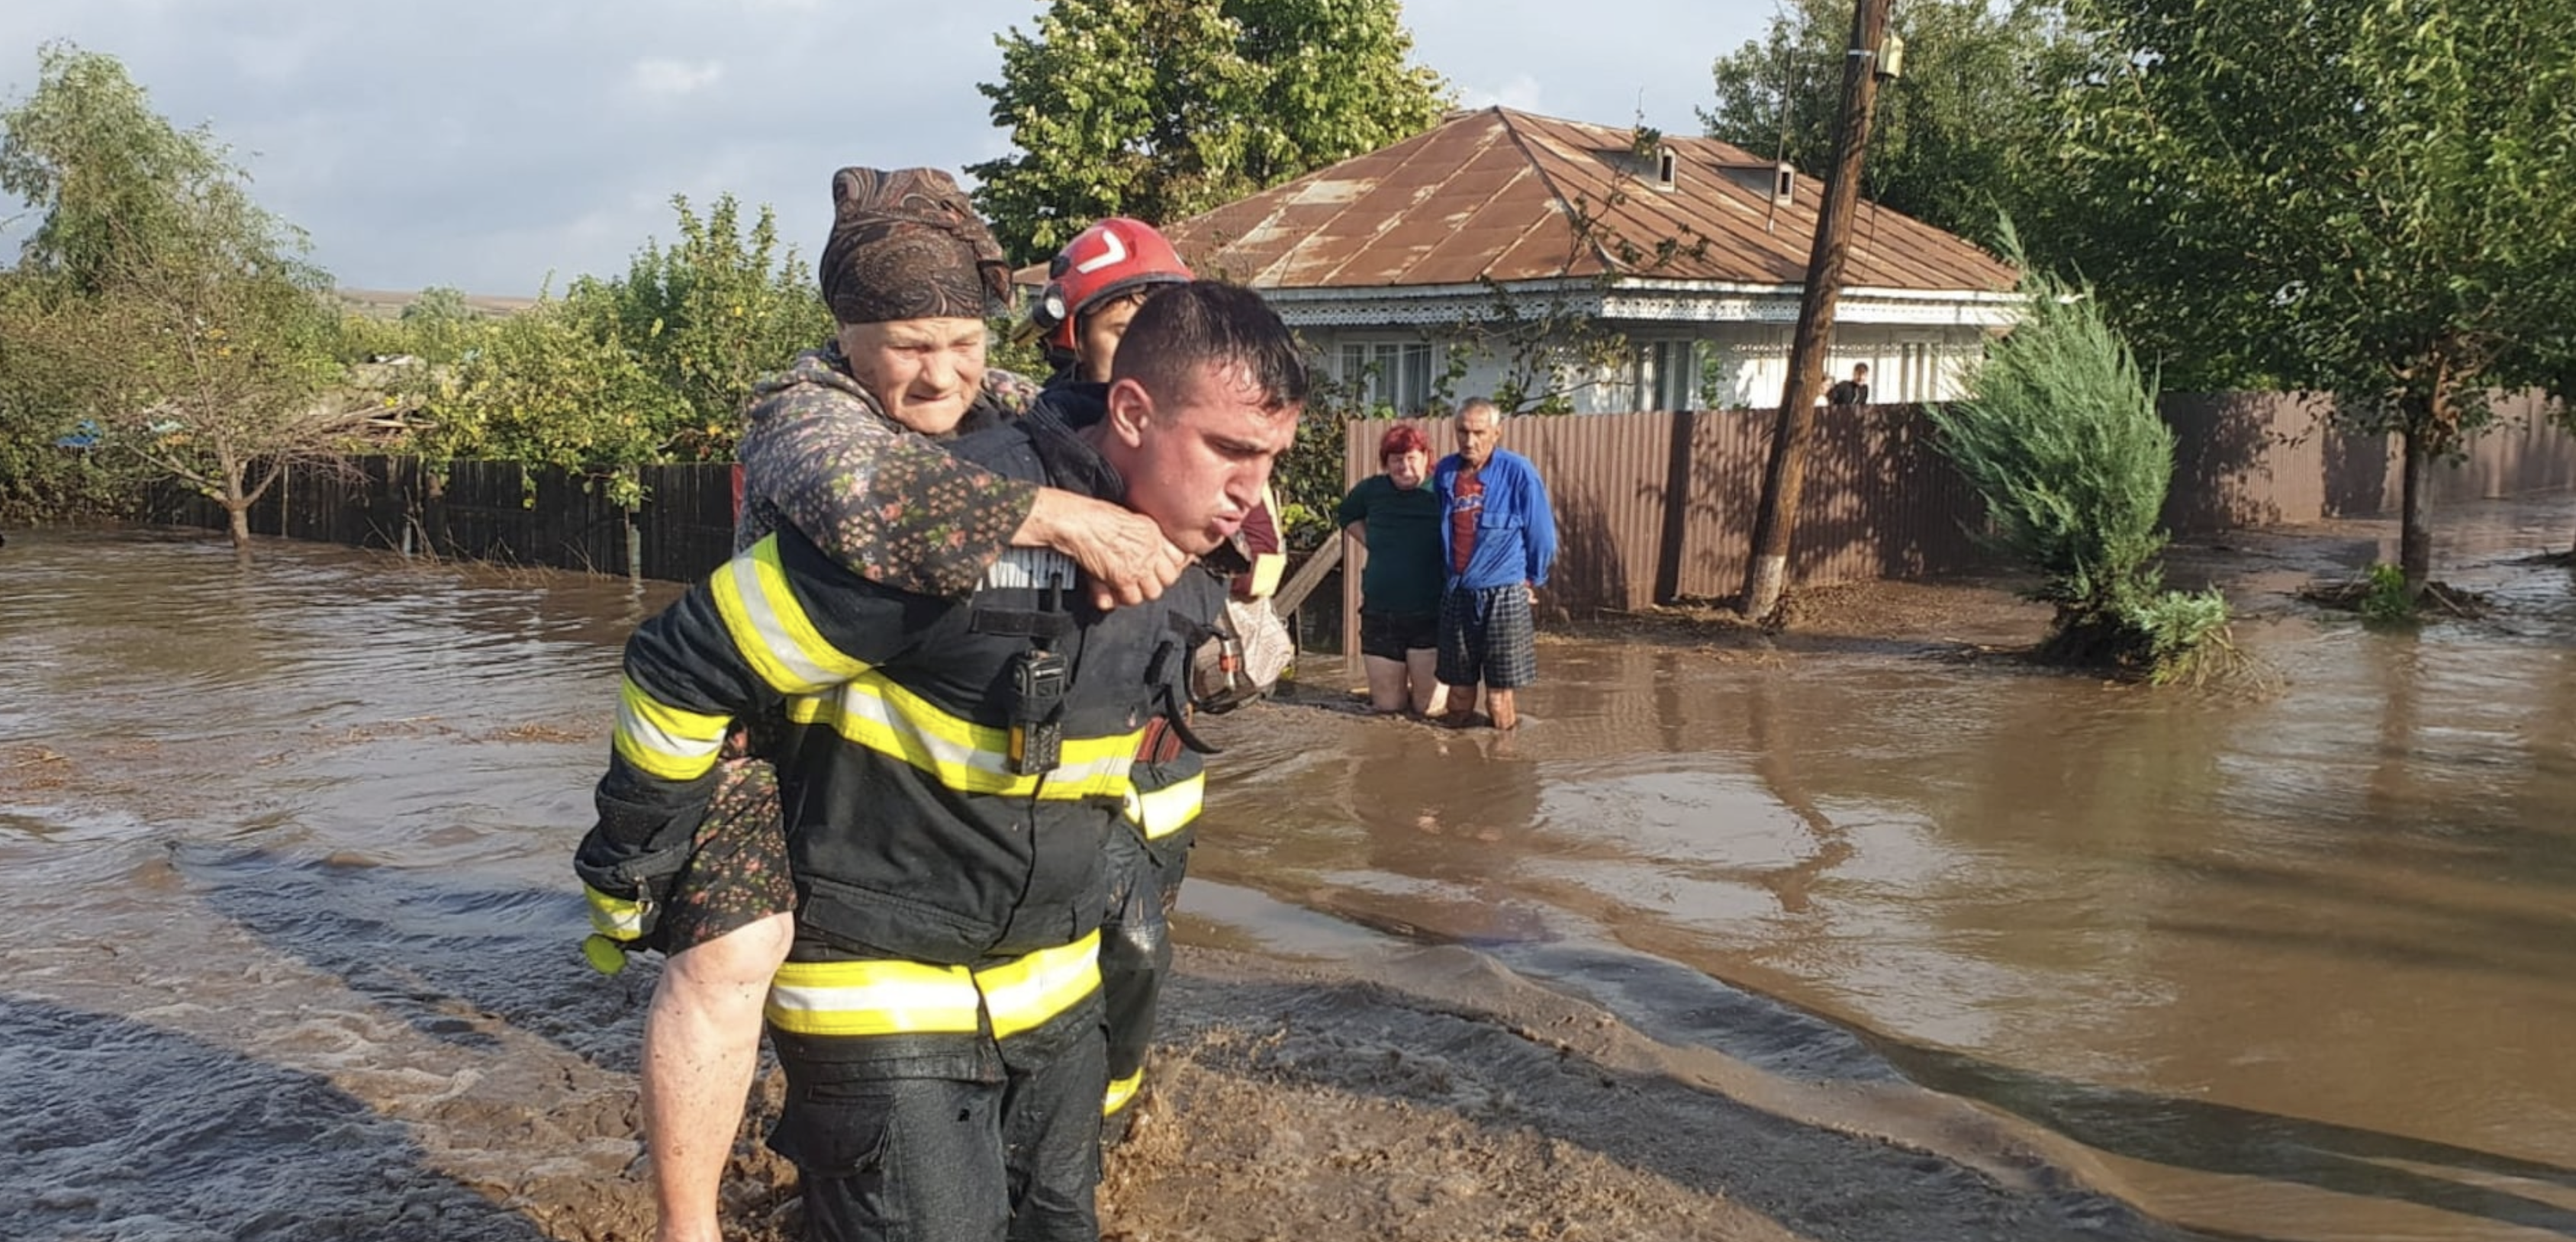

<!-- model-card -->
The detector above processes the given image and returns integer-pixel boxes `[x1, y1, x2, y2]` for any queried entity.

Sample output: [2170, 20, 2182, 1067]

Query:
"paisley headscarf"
[817, 166, 1011, 324]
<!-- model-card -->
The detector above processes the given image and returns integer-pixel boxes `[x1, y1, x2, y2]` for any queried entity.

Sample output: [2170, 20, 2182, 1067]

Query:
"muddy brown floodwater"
[2, 507, 2572, 1242]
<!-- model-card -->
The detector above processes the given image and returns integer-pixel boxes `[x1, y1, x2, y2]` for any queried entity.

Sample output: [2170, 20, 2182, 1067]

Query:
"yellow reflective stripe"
[787, 678, 1140, 800]
[1103, 1069, 1145, 1117]
[767, 960, 984, 1036]
[976, 930, 1103, 1040]
[763, 931, 1103, 1041]
[1242, 551, 1286, 600]
[1125, 771, 1205, 840]
[709, 536, 871, 695]
[612, 676, 728, 780]
[585, 886, 648, 938]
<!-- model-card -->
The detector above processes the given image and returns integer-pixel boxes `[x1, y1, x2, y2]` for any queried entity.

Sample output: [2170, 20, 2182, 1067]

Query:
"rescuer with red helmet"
[1026, 219, 1299, 1147]
[1031, 217, 1197, 385]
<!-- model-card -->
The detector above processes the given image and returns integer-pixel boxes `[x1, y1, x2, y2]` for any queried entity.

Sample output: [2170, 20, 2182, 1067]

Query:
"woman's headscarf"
[816, 166, 1011, 325]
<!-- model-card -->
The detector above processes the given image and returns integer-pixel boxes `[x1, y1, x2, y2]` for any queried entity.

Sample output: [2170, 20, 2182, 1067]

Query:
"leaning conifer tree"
[1926, 222, 2232, 684]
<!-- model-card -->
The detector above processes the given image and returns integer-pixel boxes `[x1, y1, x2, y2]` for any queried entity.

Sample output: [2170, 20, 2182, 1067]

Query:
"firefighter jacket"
[578, 394, 1225, 1054]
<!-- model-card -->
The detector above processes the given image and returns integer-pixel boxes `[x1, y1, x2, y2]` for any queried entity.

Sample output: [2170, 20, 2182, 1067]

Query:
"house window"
[1337, 340, 1441, 415]
[1898, 339, 1935, 402]
[1647, 339, 1702, 411]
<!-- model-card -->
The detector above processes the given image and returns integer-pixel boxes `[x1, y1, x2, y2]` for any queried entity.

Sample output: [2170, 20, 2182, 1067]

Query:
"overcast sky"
[2, 1, 1773, 296]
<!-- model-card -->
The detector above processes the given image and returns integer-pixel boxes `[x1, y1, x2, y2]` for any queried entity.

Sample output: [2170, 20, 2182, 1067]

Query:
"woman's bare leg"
[642, 912, 794, 1242]
[1362, 654, 1412, 713]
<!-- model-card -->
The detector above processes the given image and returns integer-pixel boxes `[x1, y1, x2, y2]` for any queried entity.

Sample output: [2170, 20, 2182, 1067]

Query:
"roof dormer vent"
[1655, 146, 1677, 191]
[1772, 162, 1795, 207]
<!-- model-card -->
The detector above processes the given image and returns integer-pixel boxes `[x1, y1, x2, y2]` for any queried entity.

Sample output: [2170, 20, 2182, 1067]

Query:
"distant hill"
[334, 288, 539, 321]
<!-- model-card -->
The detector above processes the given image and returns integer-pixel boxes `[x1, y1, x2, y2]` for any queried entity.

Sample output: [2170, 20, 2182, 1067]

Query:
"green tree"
[971, 0, 1449, 261]
[404, 194, 827, 482]
[1700, 0, 2083, 245]
[397, 285, 485, 365]
[0, 272, 136, 521]
[0, 43, 354, 558]
[2051, 0, 2576, 598]
[1926, 226, 2230, 683]
[407, 291, 687, 493]
[596, 194, 829, 459]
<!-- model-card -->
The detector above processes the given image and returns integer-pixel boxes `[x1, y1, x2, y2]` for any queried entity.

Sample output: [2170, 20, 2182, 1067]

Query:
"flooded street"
[5, 516, 2574, 1240]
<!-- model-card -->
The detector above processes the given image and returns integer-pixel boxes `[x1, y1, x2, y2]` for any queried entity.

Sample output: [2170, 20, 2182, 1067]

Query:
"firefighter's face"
[839, 317, 988, 436]
[1107, 361, 1299, 555]
[1074, 295, 1145, 385]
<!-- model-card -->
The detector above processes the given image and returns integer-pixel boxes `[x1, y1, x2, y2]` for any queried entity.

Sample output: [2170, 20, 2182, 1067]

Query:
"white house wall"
[1701, 323, 1992, 410]
[1296, 322, 1994, 416]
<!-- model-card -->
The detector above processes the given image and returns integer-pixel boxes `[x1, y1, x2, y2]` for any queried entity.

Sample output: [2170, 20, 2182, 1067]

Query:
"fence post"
[625, 464, 645, 581]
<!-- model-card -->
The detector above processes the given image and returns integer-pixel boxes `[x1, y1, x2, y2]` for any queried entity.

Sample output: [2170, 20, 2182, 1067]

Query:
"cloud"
[629, 57, 724, 98]
[0, 0, 1767, 296]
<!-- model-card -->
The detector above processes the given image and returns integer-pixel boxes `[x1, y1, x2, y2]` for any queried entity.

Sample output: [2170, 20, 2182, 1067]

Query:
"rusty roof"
[1157, 107, 2016, 294]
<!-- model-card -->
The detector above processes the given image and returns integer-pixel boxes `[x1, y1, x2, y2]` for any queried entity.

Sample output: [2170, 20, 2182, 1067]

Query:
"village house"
[1158, 107, 2020, 415]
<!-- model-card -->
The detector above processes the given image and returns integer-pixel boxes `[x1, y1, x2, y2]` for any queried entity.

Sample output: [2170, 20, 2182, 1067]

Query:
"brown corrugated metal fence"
[1339, 393, 2576, 648]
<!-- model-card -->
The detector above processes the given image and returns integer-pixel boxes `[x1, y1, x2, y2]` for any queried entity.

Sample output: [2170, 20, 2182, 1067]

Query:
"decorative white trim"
[1261, 276, 2024, 330]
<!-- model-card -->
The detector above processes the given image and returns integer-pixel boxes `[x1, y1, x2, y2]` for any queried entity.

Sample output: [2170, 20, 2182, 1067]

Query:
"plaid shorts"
[1435, 584, 1538, 689]
[657, 755, 798, 954]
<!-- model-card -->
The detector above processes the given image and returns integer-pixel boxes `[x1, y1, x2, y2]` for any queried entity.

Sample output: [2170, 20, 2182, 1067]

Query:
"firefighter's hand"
[581, 883, 662, 975]
[1022, 489, 1188, 610]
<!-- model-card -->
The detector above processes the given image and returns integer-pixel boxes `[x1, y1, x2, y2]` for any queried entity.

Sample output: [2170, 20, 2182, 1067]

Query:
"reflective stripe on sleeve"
[611, 676, 729, 780]
[764, 930, 1103, 1040]
[1103, 1069, 1145, 1117]
[787, 678, 1139, 800]
[584, 885, 649, 939]
[1124, 771, 1206, 840]
[709, 536, 871, 695]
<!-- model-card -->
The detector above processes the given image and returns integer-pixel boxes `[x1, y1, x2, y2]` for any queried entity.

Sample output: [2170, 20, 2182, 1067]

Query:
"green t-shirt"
[1335, 474, 1446, 616]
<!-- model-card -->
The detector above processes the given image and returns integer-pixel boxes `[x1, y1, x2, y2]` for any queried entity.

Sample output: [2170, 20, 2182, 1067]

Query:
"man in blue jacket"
[1431, 397, 1557, 731]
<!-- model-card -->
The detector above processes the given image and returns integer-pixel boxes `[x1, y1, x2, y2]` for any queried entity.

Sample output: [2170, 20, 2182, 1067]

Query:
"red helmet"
[1035, 217, 1193, 353]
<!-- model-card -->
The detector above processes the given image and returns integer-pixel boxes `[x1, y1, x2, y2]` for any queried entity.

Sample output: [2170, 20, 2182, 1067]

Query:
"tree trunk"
[2399, 422, 2433, 598]
[221, 455, 255, 565]
[1740, 0, 1892, 621]
[226, 501, 254, 565]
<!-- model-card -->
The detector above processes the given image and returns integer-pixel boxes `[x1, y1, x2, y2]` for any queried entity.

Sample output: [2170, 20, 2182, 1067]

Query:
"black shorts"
[1357, 609, 1439, 661]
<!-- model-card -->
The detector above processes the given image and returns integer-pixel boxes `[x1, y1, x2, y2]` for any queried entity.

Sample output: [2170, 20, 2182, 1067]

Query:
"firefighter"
[579, 280, 1308, 1242]
[586, 169, 1195, 1242]
[1027, 218, 1290, 1141]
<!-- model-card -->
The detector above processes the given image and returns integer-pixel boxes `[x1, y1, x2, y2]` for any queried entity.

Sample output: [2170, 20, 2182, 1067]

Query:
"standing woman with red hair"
[1335, 422, 1449, 715]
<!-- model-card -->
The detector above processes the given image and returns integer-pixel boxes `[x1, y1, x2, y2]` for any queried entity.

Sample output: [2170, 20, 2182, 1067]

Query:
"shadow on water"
[0, 995, 554, 1242]
[175, 845, 651, 1072]
[1868, 1037, 2576, 1239]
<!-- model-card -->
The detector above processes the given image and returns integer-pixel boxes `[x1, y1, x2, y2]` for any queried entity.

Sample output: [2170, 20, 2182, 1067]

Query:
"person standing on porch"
[1431, 398, 1557, 732]
[1827, 362, 1871, 407]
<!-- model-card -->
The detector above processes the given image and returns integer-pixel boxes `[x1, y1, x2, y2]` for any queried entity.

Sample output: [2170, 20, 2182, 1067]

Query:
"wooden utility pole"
[1740, 0, 1894, 620]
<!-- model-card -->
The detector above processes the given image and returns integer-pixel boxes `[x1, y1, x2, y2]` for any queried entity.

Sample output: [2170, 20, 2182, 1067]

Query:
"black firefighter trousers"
[767, 995, 1106, 1242]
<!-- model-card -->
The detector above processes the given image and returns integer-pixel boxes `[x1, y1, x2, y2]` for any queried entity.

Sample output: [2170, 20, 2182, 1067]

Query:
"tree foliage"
[404, 194, 829, 483]
[591, 194, 831, 458]
[971, 0, 1450, 260]
[1701, 0, 2083, 246]
[1927, 226, 2230, 682]
[0, 43, 354, 554]
[396, 286, 485, 364]
[2048, 0, 2576, 591]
